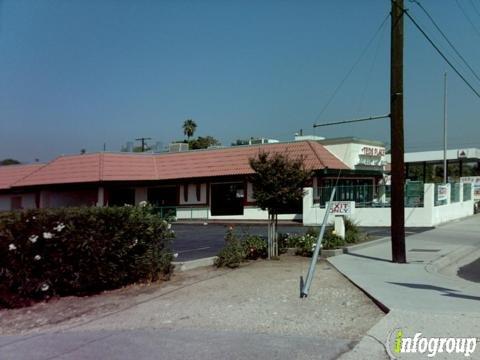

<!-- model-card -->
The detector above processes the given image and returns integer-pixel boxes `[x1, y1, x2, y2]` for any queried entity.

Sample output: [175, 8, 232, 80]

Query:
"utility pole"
[135, 137, 152, 152]
[443, 72, 448, 184]
[390, 0, 406, 263]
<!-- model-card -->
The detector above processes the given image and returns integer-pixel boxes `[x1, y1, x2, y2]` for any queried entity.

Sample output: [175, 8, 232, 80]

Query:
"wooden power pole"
[390, 0, 407, 263]
[135, 137, 152, 152]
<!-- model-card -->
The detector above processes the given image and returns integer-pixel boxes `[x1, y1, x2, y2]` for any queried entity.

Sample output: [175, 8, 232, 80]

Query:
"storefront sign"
[437, 185, 449, 201]
[327, 201, 355, 214]
[358, 147, 386, 166]
[360, 147, 386, 157]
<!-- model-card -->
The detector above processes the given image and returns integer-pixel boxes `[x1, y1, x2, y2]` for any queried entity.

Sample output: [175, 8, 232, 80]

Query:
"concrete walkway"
[329, 214, 480, 359]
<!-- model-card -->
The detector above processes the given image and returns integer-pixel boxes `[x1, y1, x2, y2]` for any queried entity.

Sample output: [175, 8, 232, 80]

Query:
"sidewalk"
[329, 214, 480, 359]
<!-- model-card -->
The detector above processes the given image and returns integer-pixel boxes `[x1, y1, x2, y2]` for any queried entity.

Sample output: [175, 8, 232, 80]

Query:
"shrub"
[284, 234, 305, 248]
[305, 227, 319, 238]
[294, 234, 317, 257]
[242, 235, 267, 260]
[215, 230, 269, 267]
[0, 206, 174, 308]
[214, 229, 245, 268]
[344, 218, 361, 244]
[322, 231, 346, 250]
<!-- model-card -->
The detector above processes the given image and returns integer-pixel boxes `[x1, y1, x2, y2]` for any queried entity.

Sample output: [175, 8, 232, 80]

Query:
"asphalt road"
[0, 329, 353, 360]
[172, 223, 433, 261]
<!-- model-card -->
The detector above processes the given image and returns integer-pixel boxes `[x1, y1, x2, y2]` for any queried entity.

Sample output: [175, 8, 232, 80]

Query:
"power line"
[403, 9, 480, 99]
[410, 0, 480, 85]
[313, 13, 390, 123]
[455, 0, 480, 38]
[356, 18, 388, 114]
[470, 0, 480, 18]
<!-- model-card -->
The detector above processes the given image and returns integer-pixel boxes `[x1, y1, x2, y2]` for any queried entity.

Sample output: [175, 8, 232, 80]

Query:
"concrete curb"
[343, 236, 390, 254]
[425, 245, 477, 274]
[326, 258, 391, 314]
[173, 256, 218, 272]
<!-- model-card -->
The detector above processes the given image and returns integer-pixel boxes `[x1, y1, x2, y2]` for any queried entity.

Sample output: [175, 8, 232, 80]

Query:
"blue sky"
[1, 0, 479, 162]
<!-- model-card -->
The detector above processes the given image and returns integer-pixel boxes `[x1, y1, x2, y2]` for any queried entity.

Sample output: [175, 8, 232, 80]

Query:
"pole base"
[299, 276, 307, 298]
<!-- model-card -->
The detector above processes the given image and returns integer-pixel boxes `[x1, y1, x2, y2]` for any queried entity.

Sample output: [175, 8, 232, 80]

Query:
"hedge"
[0, 205, 174, 308]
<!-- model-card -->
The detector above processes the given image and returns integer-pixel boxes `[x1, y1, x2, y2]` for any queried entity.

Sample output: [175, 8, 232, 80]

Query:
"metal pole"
[443, 72, 448, 184]
[313, 114, 390, 128]
[300, 187, 336, 298]
[390, 0, 406, 263]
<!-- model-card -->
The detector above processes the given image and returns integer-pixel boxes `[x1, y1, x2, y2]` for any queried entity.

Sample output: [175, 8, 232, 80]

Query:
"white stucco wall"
[324, 143, 385, 170]
[303, 184, 474, 227]
[179, 184, 207, 205]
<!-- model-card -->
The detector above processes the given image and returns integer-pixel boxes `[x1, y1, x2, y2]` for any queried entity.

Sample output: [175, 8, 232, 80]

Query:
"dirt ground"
[0, 256, 384, 341]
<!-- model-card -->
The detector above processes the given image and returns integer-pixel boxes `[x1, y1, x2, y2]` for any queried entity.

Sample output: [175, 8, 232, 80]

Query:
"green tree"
[0, 159, 21, 166]
[182, 119, 197, 141]
[249, 152, 312, 258]
[189, 136, 221, 150]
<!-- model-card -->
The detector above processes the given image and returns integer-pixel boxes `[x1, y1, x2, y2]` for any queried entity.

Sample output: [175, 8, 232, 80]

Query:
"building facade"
[0, 140, 385, 221]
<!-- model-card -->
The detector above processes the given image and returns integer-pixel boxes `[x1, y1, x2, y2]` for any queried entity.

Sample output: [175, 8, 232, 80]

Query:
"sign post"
[327, 201, 355, 240]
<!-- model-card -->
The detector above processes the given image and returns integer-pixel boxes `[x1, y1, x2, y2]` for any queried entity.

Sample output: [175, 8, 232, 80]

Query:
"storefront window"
[317, 178, 374, 207]
[407, 163, 424, 181]
[462, 161, 480, 177]
[425, 163, 444, 183]
[448, 161, 461, 181]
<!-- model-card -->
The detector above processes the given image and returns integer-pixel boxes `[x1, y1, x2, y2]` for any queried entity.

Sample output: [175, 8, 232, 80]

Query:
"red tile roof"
[0, 164, 45, 190]
[12, 141, 348, 188]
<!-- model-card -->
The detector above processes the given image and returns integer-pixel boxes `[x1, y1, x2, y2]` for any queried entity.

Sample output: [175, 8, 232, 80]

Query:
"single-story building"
[0, 140, 386, 221]
[385, 148, 480, 183]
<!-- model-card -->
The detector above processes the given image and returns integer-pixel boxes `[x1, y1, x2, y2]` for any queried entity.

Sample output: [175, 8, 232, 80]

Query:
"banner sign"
[437, 185, 449, 201]
[327, 201, 355, 215]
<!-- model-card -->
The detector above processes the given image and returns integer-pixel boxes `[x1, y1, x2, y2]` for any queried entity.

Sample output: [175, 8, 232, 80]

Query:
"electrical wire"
[410, 0, 480, 85]
[356, 17, 387, 114]
[312, 13, 390, 124]
[403, 9, 480, 99]
[470, 0, 480, 18]
[455, 0, 480, 38]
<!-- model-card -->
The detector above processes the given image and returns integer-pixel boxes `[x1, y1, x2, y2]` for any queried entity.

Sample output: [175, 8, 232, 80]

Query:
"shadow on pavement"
[346, 252, 392, 263]
[387, 282, 459, 292]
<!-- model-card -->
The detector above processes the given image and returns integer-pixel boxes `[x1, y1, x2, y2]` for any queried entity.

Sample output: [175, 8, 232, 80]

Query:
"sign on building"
[357, 146, 386, 167]
[437, 184, 449, 201]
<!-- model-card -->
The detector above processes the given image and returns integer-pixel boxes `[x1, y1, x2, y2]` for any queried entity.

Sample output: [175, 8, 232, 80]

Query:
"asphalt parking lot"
[171, 223, 433, 261]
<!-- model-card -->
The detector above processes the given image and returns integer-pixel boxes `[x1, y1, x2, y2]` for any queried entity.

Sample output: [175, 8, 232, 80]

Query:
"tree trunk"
[267, 211, 279, 259]
[274, 213, 279, 257]
[267, 211, 272, 259]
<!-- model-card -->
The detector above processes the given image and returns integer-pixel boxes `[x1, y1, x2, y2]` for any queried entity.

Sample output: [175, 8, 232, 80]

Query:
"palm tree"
[182, 119, 197, 141]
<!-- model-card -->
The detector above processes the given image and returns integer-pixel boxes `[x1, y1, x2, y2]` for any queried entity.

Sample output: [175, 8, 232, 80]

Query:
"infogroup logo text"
[388, 330, 477, 358]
